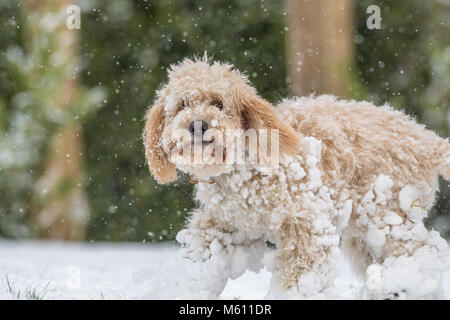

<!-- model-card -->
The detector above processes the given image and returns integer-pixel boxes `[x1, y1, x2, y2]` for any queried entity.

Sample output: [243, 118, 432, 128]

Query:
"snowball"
[209, 239, 223, 255]
[366, 264, 383, 291]
[383, 210, 403, 225]
[241, 187, 249, 199]
[361, 190, 375, 204]
[278, 171, 286, 184]
[306, 156, 318, 168]
[374, 175, 393, 204]
[288, 161, 306, 181]
[366, 225, 387, 257]
[399, 184, 434, 220]
[297, 272, 323, 296]
[230, 247, 250, 279]
[336, 199, 353, 232]
[357, 190, 376, 220]
[427, 230, 448, 252]
[307, 167, 322, 191]
[303, 137, 322, 160]
[365, 246, 448, 299]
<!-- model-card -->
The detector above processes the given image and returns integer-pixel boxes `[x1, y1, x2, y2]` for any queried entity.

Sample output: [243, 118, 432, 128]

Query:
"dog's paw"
[382, 290, 406, 300]
[365, 251, 446, 300]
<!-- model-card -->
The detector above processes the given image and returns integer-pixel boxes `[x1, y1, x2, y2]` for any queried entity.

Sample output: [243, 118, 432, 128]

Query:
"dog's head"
[143, 57, 299, 184]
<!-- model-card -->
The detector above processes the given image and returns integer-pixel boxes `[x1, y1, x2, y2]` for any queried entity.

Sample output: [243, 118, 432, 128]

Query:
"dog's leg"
[351, 176, 449, 299]
[357, 204, 449, 299]
[363, 218, 449, 299]
[176, 209, 267, 298]
[265, 213, 341, 299]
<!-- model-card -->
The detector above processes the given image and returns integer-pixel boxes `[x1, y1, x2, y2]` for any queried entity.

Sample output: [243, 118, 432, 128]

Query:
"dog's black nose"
[189, 120, 208, 136]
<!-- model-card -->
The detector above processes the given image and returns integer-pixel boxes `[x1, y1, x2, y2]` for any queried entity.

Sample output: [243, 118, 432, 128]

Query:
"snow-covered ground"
[0, 240, 448, 300]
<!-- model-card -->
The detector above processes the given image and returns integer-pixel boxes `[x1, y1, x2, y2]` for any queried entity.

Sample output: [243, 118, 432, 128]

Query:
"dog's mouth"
[190, 135, 221, 151]
[197, 135, 215, 146]
[171, 135, 227, 163]
[191, 136, 216, 146]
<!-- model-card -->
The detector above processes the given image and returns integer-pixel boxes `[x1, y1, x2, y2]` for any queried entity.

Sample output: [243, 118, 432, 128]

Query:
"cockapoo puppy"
[143, 57, 450, 299]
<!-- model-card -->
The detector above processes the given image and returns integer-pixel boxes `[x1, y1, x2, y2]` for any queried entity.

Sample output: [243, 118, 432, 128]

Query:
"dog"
[143, 57, 450, 299]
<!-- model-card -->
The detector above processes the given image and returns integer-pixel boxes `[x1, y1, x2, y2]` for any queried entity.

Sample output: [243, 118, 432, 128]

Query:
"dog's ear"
[143, 99, 177, 184]
[240, 94, 299, 156]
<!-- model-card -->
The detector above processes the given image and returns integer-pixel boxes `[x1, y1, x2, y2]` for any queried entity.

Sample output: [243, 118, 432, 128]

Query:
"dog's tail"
[439, 137, 450, 181]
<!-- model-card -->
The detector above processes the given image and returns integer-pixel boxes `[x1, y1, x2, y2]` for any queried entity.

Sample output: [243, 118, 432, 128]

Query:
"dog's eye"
[179, 100, 186, 110]
[212, 99, 223, 111]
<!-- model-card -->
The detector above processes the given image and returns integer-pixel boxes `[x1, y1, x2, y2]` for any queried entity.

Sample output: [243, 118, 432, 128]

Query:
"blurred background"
[0, 0, 448, 243]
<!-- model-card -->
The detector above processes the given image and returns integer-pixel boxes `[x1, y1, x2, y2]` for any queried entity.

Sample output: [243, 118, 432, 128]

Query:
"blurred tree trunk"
[285, 0, 354, 97]
[28, 0, 88, 240]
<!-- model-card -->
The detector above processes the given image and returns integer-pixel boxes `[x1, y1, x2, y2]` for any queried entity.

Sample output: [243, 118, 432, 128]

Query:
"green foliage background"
[0, 0, 448, 241]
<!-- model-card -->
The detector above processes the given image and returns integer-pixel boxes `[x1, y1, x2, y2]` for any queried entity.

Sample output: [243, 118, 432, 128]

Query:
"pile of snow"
[0, 240, 448, 299]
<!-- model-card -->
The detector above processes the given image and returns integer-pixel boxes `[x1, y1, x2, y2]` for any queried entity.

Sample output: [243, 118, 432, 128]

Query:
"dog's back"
[277, 95, 450, 193]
